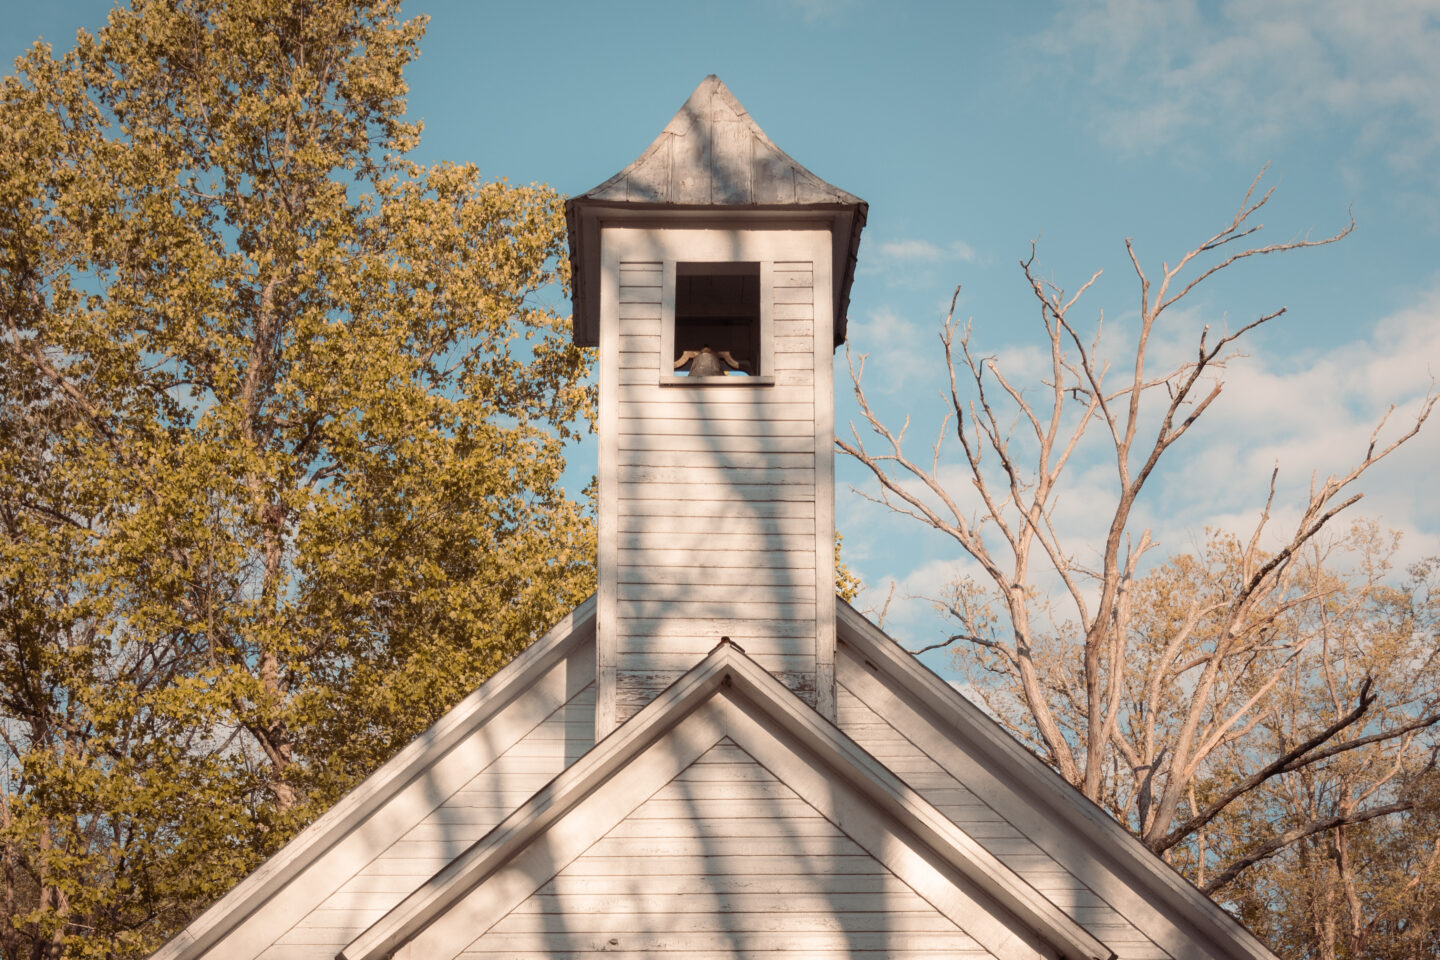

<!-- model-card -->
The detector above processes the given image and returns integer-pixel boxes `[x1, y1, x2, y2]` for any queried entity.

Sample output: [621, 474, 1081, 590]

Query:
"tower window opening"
[673, 262, 761, 377]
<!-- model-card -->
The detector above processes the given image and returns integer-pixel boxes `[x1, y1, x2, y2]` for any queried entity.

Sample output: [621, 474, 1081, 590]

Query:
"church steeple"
[566, 75, 866, 348]
[566, 76, 866, 737]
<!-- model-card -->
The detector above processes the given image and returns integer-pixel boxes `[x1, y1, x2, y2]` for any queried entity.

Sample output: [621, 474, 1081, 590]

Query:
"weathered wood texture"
[260, 685, 597, 958]
[598, 230, 836, 728]
[835, 653, 1170, 960]
[458, 739, 998, 959]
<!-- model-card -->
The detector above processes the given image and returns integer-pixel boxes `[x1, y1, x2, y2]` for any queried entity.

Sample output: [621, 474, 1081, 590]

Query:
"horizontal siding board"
[615, 598, 814, 621]
[648, 779, 815, 803]
[618, 465, 815, 486]
[616, 581, 816, 603]
[616, 530, 812, 552]
[617, 635, 813, 659]
[488, 911, 966, 934]
[616, 483, 815, 502]
[775, 367, 815, 385]
[604, 817, 841, 837]
[618, 432, 815, 454]
[773, 351, 812, 370]
[617, 417, 814, 436]
[618, 302, 662, 320]
[534, 873, 922, 896]
[670, 761, 777, 781]
[619, 384, 813, 405]
[616, 565, 818, 586]
[773, 302, 814, 320]
[616, 651, 814, 674]
[618, 400, 813, 421]
[619, 497, 814, 518]
[619, 617, 816, 637]
[619, 322, 662, 341]
[581, 834, 862, 858]
[774, 319, 815, 338]
[618, 513, 815, 535]
[616, 449, 814, 470]
[772, 285, 814, 304]
[618, 549, 818, 570]
[623, 798, 826, 821]
[463, 931, 985, 953]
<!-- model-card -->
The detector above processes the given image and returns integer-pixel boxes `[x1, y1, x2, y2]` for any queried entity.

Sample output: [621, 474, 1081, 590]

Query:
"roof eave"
[344, 639, 1106, 960]
[835, 599, 1282, 960]
[148, 597, 597, 960]
[565, 197, 866, 349]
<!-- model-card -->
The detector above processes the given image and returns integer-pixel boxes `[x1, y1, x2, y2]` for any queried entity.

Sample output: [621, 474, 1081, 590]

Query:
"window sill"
[659, 375, 775, 387]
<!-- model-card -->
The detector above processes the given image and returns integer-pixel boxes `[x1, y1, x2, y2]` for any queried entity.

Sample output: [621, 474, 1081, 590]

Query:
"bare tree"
[838, 171, 1439, 893]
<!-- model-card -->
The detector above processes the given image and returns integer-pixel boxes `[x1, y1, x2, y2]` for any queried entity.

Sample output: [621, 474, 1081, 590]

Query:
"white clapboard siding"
[617, 416, 814, 437]
[616, 448, 815, 470]
[835, 680, 1161, 957]
[616, 565, 818, 586]
[617, 465, 816, 487]
[617, 548, 814, 570]
[263, 684, 596, 957]
[618, 384, 815, 406]
[617, 431, 814, 454]
[619, 578, 817, 601]
[617, 651, 814, 675]
[616, 581, 816, 603]
[458, 740, 997, 960]
[618, 511, 816, 534]
[619, 617, 816, 639]
[617, 530, 812, 552]
[619, 400, 814, 422]
[618, 497, 815, 518]
[599, 235, 831, 731]
[616, 482, 814, 503]
[617, 599, 814, 621]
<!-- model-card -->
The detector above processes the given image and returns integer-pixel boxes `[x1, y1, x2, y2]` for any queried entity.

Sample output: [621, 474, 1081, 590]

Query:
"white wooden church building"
[152, 77, 1281, 960]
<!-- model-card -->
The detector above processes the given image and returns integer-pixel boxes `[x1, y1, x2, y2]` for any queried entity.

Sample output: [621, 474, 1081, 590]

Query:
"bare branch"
[1201, 801, 1413, 895]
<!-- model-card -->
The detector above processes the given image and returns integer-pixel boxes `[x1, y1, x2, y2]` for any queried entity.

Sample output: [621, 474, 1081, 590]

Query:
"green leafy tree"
[0, 2, 594, 956]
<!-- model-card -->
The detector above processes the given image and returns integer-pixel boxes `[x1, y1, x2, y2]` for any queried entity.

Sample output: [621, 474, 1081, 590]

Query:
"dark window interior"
[674, 262, 760, 376]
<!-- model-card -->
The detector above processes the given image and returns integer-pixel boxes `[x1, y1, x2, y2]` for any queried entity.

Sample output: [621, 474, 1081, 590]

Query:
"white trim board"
[343, 640, 1109, 960]
[835, 599, 1280, 960]
[149, 597, 597, 960]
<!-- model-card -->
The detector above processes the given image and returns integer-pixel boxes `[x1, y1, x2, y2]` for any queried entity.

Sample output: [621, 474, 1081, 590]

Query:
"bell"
[687, 346, 727, 377]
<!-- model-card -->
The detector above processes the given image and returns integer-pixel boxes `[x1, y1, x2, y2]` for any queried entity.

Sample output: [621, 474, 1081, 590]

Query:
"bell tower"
[566, 76, 866, 736]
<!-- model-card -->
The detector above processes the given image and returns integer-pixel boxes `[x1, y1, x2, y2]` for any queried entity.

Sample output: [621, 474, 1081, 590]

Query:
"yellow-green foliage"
[0, 2, 594, 956]
[835, 531, 863, 603]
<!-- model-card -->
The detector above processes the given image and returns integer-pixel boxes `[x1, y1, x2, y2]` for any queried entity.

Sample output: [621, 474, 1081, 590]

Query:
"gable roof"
[565, 75, 867, 348]
[147, 596, 1285, 960]
[835, 600, 1281, 960]
[150, 597, 597, 960]
[341, 639, 1111, 960]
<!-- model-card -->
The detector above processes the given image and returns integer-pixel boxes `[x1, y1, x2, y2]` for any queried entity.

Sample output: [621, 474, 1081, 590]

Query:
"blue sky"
[6, 1, 1438, 667]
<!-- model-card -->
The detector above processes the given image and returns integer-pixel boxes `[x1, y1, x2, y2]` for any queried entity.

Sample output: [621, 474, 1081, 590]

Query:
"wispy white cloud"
[858, 236, 981, 290]
[789, 0, 858, 24]
[1036, 0, 1440, 180]
[839, 286, 1440, 648]
[873, 238, 978, 264]
[840, 304, 940, 397]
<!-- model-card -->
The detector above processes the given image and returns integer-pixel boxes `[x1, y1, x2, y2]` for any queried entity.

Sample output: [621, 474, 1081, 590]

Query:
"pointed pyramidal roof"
[566, 76, 867, 347]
